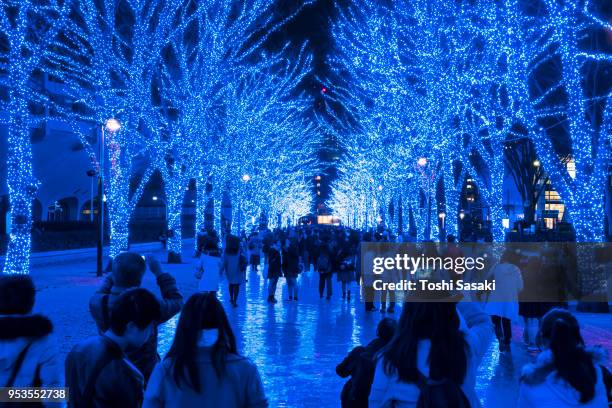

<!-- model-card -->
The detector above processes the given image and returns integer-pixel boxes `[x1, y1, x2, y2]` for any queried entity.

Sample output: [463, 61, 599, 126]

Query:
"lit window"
[545, 190, 561, 202]
[545, 203, 565, 222]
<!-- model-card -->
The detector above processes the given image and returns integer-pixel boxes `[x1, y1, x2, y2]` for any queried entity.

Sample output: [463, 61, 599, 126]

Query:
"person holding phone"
[89, 252, 183, 382]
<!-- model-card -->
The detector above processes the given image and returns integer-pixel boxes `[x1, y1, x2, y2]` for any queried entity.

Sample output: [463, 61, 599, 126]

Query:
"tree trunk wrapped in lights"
[45, 0, 183, 258]
[0, 0, 71, 274]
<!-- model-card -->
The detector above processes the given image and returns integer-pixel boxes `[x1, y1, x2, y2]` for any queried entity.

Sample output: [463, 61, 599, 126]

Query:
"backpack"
[317, 254, 330, 272]
[415, 371, 471, 408]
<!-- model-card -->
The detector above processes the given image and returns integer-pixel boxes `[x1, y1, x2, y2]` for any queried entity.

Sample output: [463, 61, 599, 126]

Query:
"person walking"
[361, 236, 378, 312]
[298, 230, 310, 271]
[220, 234, 245, 307]
[485, 249, 524, 352]
[369, 299, 493, 408]
[143, 293, 268, 408]
[337, 245, 357, 301]
[282, 238, 301, 301]
[89, 252, 183, 382]
[248, 233, 261, 272]
[67, 288, 161, 407]
[518, 308, 609, 407]
[336, 318, 397, 408]
[194, 240, 221, 295]
[378, 244, 398, 314]
[266, 241, 283, 304]
[317, 239, 333, 300]
[0, 275, 62, 395]
[307, 231, 318, 272]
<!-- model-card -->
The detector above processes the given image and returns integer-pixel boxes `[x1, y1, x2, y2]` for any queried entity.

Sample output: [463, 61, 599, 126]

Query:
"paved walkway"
[27, 243, 611, 407]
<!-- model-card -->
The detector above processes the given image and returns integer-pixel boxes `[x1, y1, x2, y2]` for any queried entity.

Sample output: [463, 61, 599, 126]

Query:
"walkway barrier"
[0, 238, 194, 268]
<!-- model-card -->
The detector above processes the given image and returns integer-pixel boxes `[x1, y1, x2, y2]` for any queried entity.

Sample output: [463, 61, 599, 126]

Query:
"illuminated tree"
[328, 0, 610, 244]
[0, 0, 72, 273]
[46, 0, 187, 257]
[527, 0, 611, 242]
[214, 51, 317, 233]
[327, 0, 468, 239]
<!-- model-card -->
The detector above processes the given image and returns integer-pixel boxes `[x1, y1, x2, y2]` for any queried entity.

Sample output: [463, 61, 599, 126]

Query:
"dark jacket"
[282, 243, 301, 278]
[143, 348, 268, 408]
[267, 248, 282, 279]
[336, 338, 388, 408]
[0, 314, 62, 402]
[331, 247, 349, 273]
[89, 273, 183, 381]
[66, 335, 144, 408]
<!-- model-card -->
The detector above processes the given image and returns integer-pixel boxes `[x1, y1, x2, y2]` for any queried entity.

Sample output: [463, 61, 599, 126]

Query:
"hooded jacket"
[518, 348, 609, 407]
[89, 273, 183, 381]
[0, 314, 62, 408]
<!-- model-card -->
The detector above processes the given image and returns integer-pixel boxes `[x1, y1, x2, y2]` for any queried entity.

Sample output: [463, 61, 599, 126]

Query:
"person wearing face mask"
[143, 293, 268, 408]
[66, 288, 161, 407]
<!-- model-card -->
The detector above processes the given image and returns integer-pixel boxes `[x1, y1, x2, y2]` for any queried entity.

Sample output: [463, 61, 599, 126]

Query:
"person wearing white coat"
[195, 241, 222, 294]
[485, 250, 523, 352]
[0, 275, 63, 408]
[369, 299, 493, 408]
[518, 308, 610, 407]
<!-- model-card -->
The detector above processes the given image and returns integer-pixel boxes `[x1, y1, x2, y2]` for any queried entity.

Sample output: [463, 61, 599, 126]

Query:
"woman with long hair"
[369, 299, 492, 407]
[220, 234, 245, 307]
[518, 308, 609, 407]
[143, 293, 268, 407]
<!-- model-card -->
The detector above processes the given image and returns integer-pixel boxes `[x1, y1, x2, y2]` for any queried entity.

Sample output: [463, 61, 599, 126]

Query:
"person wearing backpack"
[369, 297, 493, 408]
[337, 318, 397, 408]
[66, 288, 161, 407]
[0, 274, 62, 405]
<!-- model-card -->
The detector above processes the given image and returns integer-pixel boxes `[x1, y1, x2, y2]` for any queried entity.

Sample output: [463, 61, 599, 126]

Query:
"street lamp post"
[97, 118, 120, 276]
[416, 157, 432, 240]
[86, 169, 96, 222]
[438, 211, 446, 240]
[240, 174, 250, 234]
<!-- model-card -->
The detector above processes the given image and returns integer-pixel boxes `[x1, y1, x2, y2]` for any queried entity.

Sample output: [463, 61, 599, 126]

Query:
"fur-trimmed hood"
[0, 314, 53, 340]
[520, 348, 608, 406]
[521, 348, 607, 385]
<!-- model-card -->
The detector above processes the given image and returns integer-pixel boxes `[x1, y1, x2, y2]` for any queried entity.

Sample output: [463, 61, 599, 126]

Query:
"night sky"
[266, 0, 344, 207]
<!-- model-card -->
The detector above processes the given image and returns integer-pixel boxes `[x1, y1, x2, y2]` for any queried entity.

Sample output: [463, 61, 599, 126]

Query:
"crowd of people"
[0, 224, 609, 407]
[195, 226, 363, 305]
